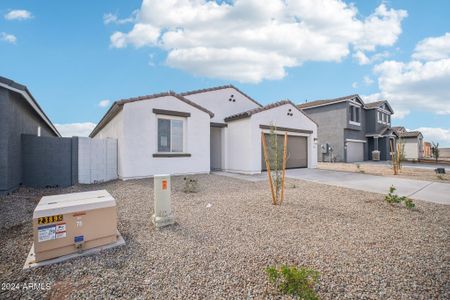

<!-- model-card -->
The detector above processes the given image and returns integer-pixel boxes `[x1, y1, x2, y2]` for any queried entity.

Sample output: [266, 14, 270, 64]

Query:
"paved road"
[285, 169, 450, 205]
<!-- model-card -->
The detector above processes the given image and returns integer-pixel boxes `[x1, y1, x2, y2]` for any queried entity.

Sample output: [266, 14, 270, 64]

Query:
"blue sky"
[1, 0, 449, 145]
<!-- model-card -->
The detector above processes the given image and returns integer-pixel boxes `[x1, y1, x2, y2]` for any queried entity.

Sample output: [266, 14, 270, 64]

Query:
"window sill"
[349, 121, 360, 126]
[153, 153, 191, 158]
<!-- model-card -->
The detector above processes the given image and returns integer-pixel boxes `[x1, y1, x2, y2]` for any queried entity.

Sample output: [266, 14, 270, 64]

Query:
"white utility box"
[152, 174, 174, 228]
[31, 190, 118, 263]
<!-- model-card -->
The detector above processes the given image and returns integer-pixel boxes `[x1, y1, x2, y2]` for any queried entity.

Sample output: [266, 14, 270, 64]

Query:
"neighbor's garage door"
[262, 134, 307, 171]
[346, 142, 364, 162]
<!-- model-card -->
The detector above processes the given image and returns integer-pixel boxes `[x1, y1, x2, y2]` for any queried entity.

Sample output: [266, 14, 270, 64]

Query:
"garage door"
[262, 134, 307, 171]
[346, 142, 364, 162]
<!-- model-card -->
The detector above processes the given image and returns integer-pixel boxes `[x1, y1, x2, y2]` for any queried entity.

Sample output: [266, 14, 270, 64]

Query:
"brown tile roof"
[89, 91, 214, 138]
[180, 84, 263, 107]
[297, 94, 360, 109]
[224, 99, 318, 126]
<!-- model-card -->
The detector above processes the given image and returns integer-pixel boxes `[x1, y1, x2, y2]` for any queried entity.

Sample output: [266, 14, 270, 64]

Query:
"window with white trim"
[157, 118, 184, 152]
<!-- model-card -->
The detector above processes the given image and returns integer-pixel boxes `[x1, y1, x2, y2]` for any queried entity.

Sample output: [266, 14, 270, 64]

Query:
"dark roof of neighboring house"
[364, 100, 394, 114]
[391, 126, 422, 138]
[89, 91, 214, 138]
[398, 131, 422, 138]
[364, 100, 385, 109]
[224, 99, 318, 126]
[0, 76, 61, 137]
[297, 94, 361, 109]
[365, 126, 393, 137]
[180, 84, 263, 107]
[391, 126, 406, 133]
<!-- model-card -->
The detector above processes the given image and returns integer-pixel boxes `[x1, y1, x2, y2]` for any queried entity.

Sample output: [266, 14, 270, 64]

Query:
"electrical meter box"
[32, 190, 118, 262]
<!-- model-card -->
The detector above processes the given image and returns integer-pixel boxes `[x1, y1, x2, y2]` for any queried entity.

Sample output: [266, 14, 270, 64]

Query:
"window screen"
[157, 118, 184, 152]
[158, 119, 171, 152]
[171, 120, 183, 152]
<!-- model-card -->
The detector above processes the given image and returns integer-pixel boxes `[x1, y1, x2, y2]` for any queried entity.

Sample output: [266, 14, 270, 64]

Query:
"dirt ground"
[318, 162, 450, 183]
[0, 175, 449, 299]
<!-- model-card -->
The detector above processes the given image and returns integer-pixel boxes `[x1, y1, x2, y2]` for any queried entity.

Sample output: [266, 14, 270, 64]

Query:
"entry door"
[261, 134, 308, 171]
[210, 127, 222, 170]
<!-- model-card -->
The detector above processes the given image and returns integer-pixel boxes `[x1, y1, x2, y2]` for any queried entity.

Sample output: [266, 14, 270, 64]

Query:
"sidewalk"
[285, 168, 449, 205]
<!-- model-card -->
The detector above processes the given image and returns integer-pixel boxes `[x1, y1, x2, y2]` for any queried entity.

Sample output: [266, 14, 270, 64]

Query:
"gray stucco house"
[0, 76, 60, 194]
[298, 95, 395, 163]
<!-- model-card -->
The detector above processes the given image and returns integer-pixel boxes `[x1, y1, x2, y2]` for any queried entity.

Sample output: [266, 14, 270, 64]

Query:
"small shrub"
[183, 177, 199, 193]
[266, 265, 320, 299]
[385, 185, 415, 209]
[289, 183, 297, 189]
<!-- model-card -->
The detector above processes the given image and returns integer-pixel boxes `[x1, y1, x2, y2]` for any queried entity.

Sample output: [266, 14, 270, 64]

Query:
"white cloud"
[354, 4, 407, 51]
[353, 50, 370, 65]
[98, 99, 110, 108]
[110, 23, 160, 48]
[109, 0, 407, 83]
[103, 10, 138, 25]
[354, 50, 390, 65]
[55, 122, 97, 137]
[363, 76, 374, 85]
[352, 82, 358, 88]
[414, 127, 450, 146]
[373, 58, 450, 117]
[4, 9, 32, 20]
[368, 33, 450, 118]
[412, 32, 450, 61]
[0, 32, 17, 44]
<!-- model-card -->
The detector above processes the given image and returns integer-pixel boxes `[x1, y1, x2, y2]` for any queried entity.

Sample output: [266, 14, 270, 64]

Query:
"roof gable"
[180, 84, 263, 107]
[90, 91, 214, 138]
[224, 99, 318, 126]
[298, 94, 363, 110]
[365, 100, 394, 114]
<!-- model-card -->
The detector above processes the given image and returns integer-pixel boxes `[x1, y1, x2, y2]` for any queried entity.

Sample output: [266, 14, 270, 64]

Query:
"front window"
[350, 106, 360, 124]
[158, 118, 184, 152]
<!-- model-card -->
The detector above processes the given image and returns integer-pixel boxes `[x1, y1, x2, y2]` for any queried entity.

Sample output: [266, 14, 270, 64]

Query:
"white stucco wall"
[183, 87, 261, 122]
[224, 118, 253, 173]
[119, 95, 211, 179]
[224, 103, 318, 174]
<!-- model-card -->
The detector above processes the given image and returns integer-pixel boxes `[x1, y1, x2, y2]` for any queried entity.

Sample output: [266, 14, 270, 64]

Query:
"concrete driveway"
[285, 169, 450, 205]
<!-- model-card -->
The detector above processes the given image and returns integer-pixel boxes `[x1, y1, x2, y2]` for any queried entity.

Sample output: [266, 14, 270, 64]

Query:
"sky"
[1, 0, 449, 146]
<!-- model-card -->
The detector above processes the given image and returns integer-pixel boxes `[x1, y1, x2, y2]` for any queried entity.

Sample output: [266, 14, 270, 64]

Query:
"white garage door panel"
[347, 142, 364, 162]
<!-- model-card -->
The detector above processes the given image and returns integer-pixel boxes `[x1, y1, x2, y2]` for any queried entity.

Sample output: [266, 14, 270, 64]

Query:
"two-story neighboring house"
[298, 95, 395, 163]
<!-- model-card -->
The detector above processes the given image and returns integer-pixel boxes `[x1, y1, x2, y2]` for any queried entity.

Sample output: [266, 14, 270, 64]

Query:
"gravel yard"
[319, 162, 450, 183]
[0, 174, 449, 299]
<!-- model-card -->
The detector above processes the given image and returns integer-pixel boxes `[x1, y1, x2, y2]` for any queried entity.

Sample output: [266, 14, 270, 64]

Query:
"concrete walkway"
[285, 169, 450, 205]
[356, 160, 449, 171]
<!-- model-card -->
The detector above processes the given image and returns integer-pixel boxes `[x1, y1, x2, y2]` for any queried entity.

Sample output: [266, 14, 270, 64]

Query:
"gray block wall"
[0, 88, 56, 194]
[22, 135, 78, 188]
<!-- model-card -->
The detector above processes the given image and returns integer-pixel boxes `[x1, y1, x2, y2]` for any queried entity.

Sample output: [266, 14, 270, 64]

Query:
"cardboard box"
[32, 190, 118, 262]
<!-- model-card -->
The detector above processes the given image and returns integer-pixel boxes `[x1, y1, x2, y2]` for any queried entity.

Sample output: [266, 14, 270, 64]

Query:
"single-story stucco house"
[0, 76, 61, 194]
[90, 85, 318, 179]
[392, 126, 424, 160]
